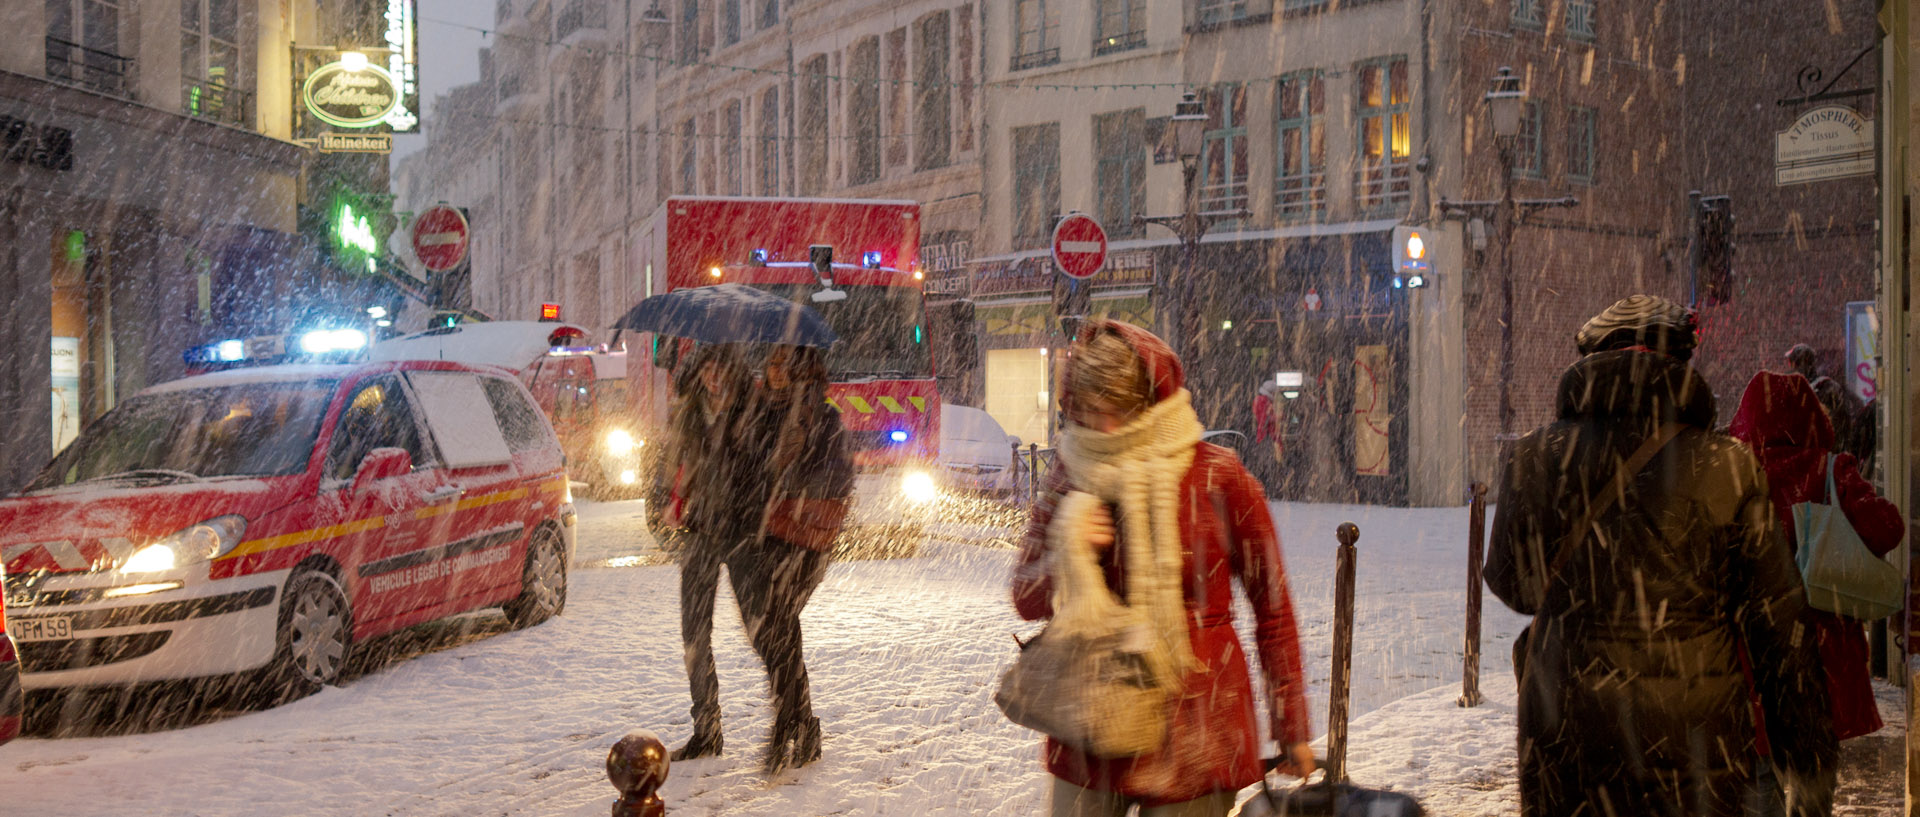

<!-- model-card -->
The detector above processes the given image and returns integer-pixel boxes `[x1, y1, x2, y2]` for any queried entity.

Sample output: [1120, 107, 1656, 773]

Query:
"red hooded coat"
[1729, 370, 1904, 740]
[1011, 321, 1311, 805]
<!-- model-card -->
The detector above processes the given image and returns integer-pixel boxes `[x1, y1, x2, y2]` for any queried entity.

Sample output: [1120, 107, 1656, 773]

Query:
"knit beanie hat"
[1575, 294, 1697, 360]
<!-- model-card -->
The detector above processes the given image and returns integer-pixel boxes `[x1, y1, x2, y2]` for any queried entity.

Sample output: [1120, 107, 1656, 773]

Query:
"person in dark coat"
[1486, 295, 1824, 817]
[663, 344, 752, 762]
[668, 344, 852, 774]
[1729, 370, 1905, 817]
[1012, 320, 1313, 815]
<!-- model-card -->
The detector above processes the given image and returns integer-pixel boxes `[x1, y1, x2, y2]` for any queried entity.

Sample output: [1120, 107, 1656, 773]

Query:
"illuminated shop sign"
[382, 0, 420, 133]
[302, 59, 401, 129]
[297, 0, 418, 133]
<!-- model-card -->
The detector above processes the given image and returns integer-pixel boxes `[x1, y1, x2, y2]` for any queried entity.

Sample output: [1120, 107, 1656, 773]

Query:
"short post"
[608, 729, 669, 817]
[1327, 522, 1359, 784]
[1459, 482, 1489, 708]
[1028, 443, 1040, 506]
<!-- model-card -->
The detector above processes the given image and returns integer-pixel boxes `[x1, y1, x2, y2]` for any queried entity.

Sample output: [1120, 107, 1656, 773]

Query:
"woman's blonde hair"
[1067, 329, 1153, 417]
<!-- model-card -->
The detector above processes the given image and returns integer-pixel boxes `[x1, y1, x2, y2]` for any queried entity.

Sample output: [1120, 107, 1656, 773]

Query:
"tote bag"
[1794, 454, 1903, 621]
[994, 492, 1176, 758]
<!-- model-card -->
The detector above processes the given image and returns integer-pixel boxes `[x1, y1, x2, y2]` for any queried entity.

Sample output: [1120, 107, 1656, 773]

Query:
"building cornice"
[0, 69, 309, 171]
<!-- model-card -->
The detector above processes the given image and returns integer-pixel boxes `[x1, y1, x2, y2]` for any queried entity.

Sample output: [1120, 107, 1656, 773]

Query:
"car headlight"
[901, 470, 937, 504]
[605, 429, 638, 456]
[122, 515, 248, 573]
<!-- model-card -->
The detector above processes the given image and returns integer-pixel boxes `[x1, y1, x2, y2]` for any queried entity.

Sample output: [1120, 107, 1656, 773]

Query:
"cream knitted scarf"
[1053, 388, 1204, 673]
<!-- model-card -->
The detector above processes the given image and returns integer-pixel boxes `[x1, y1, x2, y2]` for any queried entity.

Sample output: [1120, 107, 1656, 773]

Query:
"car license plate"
[12, 615, 72, 642]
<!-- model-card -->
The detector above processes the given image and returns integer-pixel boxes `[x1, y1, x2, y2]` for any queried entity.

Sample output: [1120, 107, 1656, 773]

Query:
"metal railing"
[1565, 0, 1595, 39]
[1353, 157, 1412, 212]
[1198, 178, 1250, 215]
[45, 36, 133, 97]
[1091, 29, 1146, 56]
[1275, 169, 1327, 220]
[1195, 0, 1250, 26]
[1010, 47, 1060, 72]
[182, 78, 251, 127]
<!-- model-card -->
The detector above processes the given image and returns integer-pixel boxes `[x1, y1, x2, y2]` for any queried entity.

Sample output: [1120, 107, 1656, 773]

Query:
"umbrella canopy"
[612, 283, 838, 348]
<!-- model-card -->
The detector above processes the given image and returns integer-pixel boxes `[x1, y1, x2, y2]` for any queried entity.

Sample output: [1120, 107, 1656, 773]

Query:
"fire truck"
[630, 197, 939, 554]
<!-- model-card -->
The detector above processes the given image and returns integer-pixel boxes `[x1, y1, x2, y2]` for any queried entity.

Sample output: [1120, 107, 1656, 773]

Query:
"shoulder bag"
[1513, 423, 1684, 682]
[994, 491, 1177, 758]
[1794, 453, 1903, 621]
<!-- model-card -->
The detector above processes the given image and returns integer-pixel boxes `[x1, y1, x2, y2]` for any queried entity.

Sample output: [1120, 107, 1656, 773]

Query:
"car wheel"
[263, 570, 352, 704]
[504, 527, 567, 629]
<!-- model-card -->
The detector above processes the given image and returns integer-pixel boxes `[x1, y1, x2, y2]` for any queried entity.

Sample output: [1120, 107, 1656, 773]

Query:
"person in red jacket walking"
[1011, 320, 1314, 816]
[1729, 370, 1906, 817]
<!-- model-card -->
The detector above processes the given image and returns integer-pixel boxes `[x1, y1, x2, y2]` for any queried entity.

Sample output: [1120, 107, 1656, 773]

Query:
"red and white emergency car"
[0, 360, 575, 699]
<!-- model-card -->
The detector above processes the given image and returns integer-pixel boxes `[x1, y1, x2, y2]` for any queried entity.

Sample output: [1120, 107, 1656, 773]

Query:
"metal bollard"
[608, 729, 669, 817]
[1459, 482, 1488, 708]
[1027, 443, 1040, 506]
[1327, 522, 1359, 784]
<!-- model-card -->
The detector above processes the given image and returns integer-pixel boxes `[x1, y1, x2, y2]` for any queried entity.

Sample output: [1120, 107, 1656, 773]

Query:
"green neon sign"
[337, 202, 378, 256]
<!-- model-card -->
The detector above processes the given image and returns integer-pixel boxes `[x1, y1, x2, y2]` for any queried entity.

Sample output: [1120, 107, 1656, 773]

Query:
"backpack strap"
[1539, 422, 1687, 594]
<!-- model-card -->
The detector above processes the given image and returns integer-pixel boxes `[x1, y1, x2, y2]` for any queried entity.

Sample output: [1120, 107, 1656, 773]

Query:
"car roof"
[369, 320, 589, 371]
[142, 361, 504, 396]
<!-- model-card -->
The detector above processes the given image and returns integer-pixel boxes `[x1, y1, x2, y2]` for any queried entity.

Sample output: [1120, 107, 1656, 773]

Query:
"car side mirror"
[352, 447, 413, 495]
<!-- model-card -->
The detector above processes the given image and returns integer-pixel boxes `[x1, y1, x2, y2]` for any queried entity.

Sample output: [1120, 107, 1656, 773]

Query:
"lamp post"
[1138, 91, 1243, 362]
[1440, 67, 1578, 463]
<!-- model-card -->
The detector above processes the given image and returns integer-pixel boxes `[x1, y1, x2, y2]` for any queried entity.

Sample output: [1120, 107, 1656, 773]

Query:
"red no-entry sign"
[413, 205, 470, 272]
[1052, 212, 1108, 280]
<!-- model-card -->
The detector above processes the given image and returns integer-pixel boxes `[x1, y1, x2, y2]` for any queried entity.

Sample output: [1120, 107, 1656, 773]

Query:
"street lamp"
[1139, 90, 1246, 363]
[1440, 66, 1578, 464]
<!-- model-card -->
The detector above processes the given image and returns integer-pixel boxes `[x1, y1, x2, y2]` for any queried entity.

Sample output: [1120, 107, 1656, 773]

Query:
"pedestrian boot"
[791, 716, 822, 768]
[762, 716, 822, 775]
[669, 730, 722, 761]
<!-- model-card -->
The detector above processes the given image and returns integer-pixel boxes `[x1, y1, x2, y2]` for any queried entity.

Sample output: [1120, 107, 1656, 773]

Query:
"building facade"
[0, 0, 337, 493]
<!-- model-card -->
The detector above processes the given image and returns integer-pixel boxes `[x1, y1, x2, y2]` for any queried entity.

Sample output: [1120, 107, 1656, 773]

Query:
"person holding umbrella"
[621, 286, 849, 774]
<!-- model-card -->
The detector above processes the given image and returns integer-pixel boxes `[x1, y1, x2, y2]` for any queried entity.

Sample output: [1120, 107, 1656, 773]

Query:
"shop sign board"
[1774, 106, 1874, 185]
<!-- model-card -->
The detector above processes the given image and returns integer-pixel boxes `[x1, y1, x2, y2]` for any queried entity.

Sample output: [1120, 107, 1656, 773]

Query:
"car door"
[321, 374, 460, 627]
[403, 370, 525, 611]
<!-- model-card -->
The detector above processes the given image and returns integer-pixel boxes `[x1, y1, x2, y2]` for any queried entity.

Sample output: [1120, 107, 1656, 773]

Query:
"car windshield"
[749, 284, 933, 378]
[28, 381, 337, 490]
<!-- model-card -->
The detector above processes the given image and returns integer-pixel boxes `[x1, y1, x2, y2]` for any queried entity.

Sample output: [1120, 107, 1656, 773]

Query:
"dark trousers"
[679, 535, 828, 740]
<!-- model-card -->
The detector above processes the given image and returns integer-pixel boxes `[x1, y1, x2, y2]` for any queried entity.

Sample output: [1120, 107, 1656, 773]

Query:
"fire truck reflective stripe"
[826, 398, 841, 411]
[878, 396, 906, 414]
[908, 397, 927, 412]
[226, 517, 387, 560]
[846, 396, 875, 414]
[38, 540, 89, 571]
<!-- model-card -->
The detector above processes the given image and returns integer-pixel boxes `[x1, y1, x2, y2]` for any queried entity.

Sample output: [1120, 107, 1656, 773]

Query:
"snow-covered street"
[0, 498, 1901, 815]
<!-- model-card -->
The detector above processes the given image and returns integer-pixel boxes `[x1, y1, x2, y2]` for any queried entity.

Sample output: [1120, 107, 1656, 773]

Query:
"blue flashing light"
[750, 248, 770, 265]
[913, 325, 922, 343]
[1391, 275, 1405, 289]
[216, 339, 246, 362]
[862, 250, 883, 269]
[888, 430, 910, 444]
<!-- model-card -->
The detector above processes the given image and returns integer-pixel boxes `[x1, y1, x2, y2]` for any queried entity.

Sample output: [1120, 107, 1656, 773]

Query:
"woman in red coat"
[1011, 320, 1314, 815]
[1729, 370, 1905, 816]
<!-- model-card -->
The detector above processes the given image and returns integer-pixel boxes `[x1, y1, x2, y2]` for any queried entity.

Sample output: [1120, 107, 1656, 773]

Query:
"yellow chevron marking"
[878, 396, 906, 413]
[846, 396, 875, 414]
[826, 397, 841, 411]
[908, 397, 927, 412]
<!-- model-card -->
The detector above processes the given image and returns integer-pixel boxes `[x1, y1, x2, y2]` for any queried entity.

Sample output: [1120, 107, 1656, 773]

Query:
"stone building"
[0, 0, 345, 492]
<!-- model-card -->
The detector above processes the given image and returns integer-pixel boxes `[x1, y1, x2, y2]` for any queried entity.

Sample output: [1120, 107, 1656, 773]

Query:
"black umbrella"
[612, 283, 838, 348]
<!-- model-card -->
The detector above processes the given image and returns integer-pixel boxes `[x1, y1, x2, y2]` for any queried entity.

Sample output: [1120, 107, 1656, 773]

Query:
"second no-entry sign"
[1052, 212, 1108, 280]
